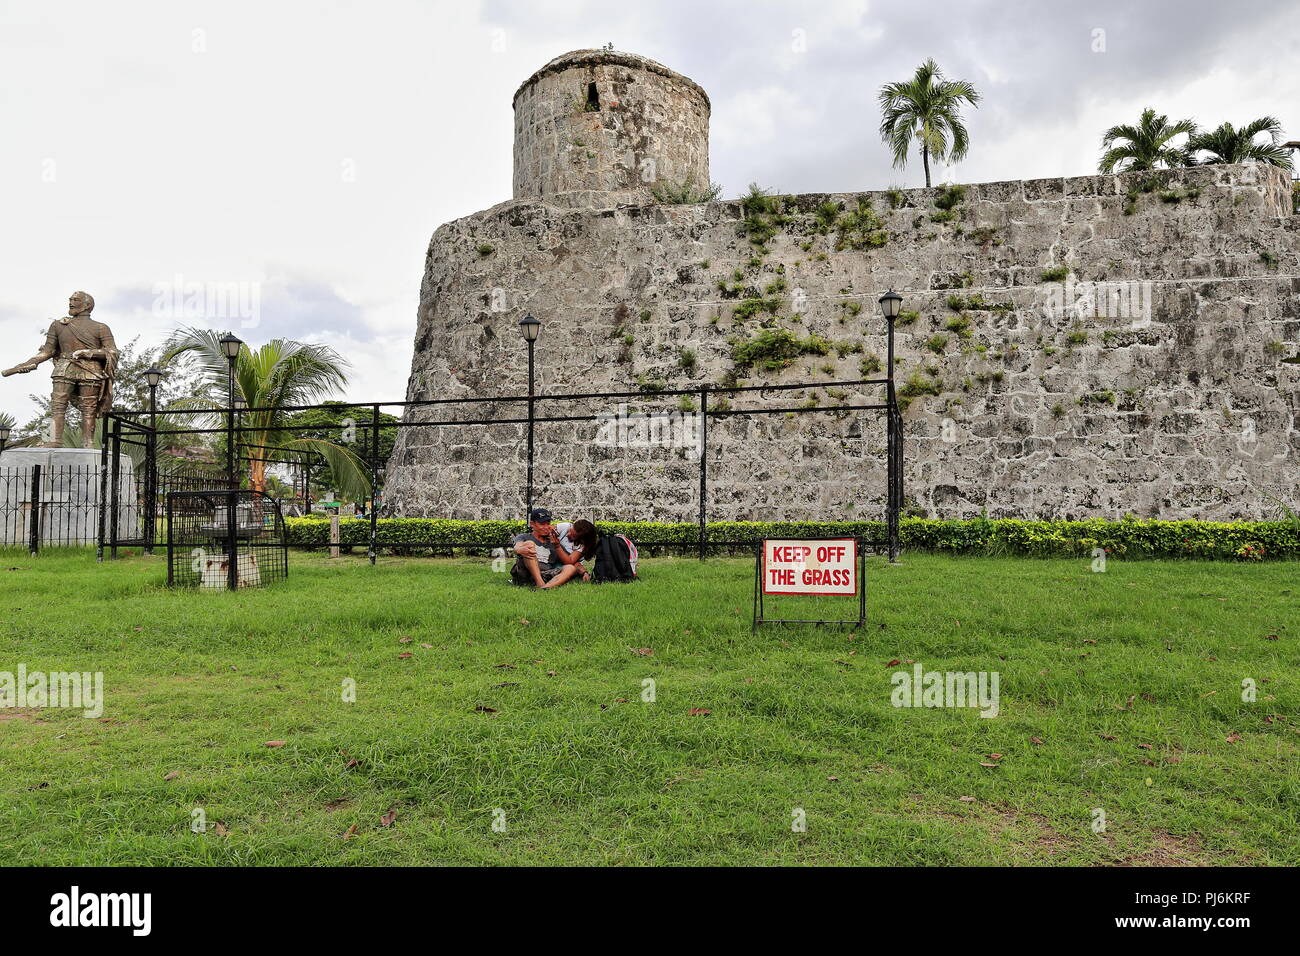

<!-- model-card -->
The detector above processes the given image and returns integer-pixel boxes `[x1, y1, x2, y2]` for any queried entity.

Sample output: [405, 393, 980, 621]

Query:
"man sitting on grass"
[509, 508, 582, 589]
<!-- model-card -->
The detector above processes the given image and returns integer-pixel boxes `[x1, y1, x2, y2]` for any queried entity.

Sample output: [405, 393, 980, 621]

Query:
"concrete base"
[0, 447, 138, 546]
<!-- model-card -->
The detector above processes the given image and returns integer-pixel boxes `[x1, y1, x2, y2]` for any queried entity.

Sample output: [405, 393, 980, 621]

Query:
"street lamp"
[518, 314, 541, 521]
[877, 291, 903, 563]
[0, 421, 11, 456]
[143, 367, 164, 554]
[219, 333, 242, 488]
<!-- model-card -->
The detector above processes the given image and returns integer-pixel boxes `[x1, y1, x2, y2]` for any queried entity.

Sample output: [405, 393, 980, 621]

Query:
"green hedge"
[284, 516, 1300, 560]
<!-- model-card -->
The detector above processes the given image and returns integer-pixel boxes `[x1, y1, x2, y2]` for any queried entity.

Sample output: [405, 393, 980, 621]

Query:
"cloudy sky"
[2, 0, 1297, 424]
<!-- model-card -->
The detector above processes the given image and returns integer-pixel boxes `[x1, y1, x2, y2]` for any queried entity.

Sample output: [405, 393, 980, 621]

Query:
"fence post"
[698, 385, 708, 561]
[28, 464, 41, 557]
[109, 418, 121, 560]
[329, 510, 340, 558]
[165, 492, 174, 587]
[96, 417, 110, 562]
[145, 421, 157, 555]
[226, 486, 238, 591]
[369, 404, 379, 565]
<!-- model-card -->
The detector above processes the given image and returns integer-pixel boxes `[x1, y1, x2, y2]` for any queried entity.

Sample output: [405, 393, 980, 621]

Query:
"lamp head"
[878, 290, 903, 321]
[219, 333, 243, 359]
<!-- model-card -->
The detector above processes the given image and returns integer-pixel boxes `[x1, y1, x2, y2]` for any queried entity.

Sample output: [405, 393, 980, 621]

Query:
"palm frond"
[282, 438, 371, 500]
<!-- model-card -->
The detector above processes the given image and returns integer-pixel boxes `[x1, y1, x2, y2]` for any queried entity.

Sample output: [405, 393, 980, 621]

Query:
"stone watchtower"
[511, 49, 711, 205]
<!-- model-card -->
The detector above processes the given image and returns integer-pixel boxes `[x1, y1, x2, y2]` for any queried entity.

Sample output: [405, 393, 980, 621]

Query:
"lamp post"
[219, 334, 242, 488]
[0, 421, 11, 456]
[877, 291, 903, 563]
[518, 314, 541, 522]
[143, 366, 164, 554]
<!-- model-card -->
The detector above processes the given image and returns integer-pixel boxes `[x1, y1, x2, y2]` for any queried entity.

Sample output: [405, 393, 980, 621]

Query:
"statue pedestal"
[0, 447, 137, 546]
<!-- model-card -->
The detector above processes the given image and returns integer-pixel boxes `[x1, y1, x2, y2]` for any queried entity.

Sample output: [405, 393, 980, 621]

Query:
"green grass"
[1, 549, 1296, 866]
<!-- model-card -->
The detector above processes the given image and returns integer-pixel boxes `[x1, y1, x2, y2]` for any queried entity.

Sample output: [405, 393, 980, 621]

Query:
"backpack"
[592, 532, 637, 583]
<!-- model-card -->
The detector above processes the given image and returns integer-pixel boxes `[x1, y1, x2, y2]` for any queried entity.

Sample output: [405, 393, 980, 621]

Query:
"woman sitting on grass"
[549, 519, 600, 584]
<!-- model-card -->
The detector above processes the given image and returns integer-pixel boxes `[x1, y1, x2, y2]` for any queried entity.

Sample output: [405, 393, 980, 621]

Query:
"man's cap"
[529, 508, 553, 523]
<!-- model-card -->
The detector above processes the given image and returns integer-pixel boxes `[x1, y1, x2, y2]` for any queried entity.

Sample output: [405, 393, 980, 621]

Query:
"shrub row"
[283, 516, 1300, 560]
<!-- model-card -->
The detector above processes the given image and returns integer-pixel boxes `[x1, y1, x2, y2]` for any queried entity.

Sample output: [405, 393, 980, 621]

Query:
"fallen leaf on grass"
[827, 776, 839, 782]
[988, 753, 1003, 760]
[1226, 732, 1242, 743]
[265, 740, 286, 748]
[1030, 736, 1044, 746]
[980, 762, 999, 768]
[397, 652, 412, 660]
[633, 648, 653, 656]
[398, 636, 412, 644]
[163, 770, 180, 781]
[343, 824, 358, 841]
[474, 705, 498, 714]
[494, 662, 516, 669]
[1098, 734, 1117, 741]
[344, 758, 359, 769]
[519, 618, 530, 626]
[1137, 743, 1153, 750]
[958, 796, 975, 803]
[420, 643, 433, 649]
[1264, 634, 1279, 641]
[380, 809, 397, 828]
[688, 707, 711, 717]
[214, 822, 229, 836]
[886, 659, 900, 667]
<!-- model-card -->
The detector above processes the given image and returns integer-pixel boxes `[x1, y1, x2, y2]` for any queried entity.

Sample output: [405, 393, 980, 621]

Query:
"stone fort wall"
[384, 161, 1298, 523]
[384, 51, 1298, 524]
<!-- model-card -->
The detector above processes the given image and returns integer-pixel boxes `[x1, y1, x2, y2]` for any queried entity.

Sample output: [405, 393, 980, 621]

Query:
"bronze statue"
[2, 291, 118, 448]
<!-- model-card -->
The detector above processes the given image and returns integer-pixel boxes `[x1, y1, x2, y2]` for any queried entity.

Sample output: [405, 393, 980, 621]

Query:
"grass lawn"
[1, 548, 1296, 866]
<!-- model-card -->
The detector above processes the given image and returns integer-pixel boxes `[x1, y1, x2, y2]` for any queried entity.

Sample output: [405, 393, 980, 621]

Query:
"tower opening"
[585, 82, 600, 111]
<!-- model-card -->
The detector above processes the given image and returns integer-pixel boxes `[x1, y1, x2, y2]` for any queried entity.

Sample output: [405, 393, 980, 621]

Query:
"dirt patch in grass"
[908, 795, 1080, 859]
[1115, 830, 1207, 866]
[0, 709, 47, 723]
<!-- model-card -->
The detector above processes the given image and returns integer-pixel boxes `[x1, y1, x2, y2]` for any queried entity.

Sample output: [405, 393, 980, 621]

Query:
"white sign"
[762, 538, 857, 595]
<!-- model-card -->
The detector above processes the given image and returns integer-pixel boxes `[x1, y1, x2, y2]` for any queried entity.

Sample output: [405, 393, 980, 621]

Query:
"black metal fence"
[100, 371, 904, 564]
[0, 456, 231, 555]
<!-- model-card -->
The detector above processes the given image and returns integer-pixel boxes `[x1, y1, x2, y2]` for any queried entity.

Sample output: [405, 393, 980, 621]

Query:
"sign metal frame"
[752, 535, 866, 631]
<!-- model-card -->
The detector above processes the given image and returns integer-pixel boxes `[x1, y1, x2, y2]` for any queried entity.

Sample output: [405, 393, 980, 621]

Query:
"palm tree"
[1188, 117, 1293, 169]
[878, 58, 980, 187]
[161, 328, 370, 500]
[1098, 108, 1197, 174]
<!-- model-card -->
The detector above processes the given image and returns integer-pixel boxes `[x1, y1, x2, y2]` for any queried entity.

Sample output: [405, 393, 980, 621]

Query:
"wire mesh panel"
[166, 489, 288, 589]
